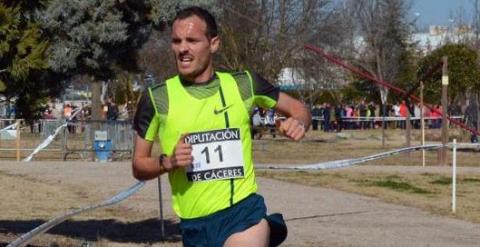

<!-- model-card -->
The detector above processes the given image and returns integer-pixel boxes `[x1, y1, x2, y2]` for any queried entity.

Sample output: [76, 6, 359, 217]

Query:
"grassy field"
[1, 127, 479, 246]
[252, 128, 480, 223]
[257, 169, 480, 223]
[2, 128, 480, 217]
[253, 127, 479, 165]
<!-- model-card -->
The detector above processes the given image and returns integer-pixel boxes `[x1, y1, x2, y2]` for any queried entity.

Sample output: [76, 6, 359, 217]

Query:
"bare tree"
[135, 0, 353, 107]
[347, 0, 415, 105]
[217, 0, 348, 83]
[137, 29, 177, 82]
[471, 0, 480, 133]
[212, 0, 353, 108]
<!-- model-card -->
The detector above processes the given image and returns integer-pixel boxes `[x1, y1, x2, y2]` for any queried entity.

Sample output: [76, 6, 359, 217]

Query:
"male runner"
[132, 6, 311, 247]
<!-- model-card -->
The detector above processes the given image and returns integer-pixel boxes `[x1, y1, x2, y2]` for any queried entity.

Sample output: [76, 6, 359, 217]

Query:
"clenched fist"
[276, 118, 306, 141]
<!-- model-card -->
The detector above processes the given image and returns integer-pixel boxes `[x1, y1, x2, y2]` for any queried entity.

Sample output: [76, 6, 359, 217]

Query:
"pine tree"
[0, 1, 62, 121]
[38, 0, 218, 120]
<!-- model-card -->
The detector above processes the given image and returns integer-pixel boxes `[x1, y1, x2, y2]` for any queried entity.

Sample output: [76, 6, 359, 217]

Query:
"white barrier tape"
[447, 143, 480, 149]
[311, 116, 463, 121]
[0, 122, 18, 132]
[259, 144, 444, 170]
[23, 106, 86, 162]
[23, 123, 67, 162]
[7, 181, 145, 247]
[68, 107, 83, 121]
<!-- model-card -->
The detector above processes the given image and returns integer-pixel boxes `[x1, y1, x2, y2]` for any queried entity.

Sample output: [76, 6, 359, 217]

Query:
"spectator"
[368, 102, 376, 129]
[399, 100, 408, 129]
[413, 103, 421, 129]
[391, 102, 399, 128]
[323, 103, 330, 132]
[358, 100, 367, 129]
[251, 107, 263, 139]
[106, 96, 118, 121]
[311, 105, 321, 130]
[330, 103, 336, 131]
[63, 103, 72, 119]
[64, 103, 75, 133]
[265, 108, 276, 137]
[345, 104, 353, 129]
[335, 104, 344, 132]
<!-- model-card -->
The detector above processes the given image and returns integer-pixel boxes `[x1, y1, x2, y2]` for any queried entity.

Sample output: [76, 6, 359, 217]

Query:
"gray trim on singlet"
[150, 71, 255, 115]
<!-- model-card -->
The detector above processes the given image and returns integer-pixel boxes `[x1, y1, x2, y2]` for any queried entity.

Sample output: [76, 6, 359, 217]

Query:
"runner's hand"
[277, 118, 306, 141]
[166, 134, 193, 170]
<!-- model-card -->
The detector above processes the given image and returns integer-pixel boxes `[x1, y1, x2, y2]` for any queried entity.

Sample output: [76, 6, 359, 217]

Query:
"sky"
[411, 0, 473, 27]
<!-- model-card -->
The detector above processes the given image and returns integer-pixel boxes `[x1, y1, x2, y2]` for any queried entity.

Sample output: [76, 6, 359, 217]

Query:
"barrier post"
[62, 123, 67, 160]
[157, 176, 166, 240]
[420, 81, 426, 167]
[406, 113, 411, 152]
[440, 56, 448, 166]
[16, 119, 20, 161]
[452, 139, 456, 213]
[381, 91, 387, 148]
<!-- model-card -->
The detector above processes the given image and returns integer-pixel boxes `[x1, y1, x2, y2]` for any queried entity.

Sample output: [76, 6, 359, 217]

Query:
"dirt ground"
[1, 161, 480, 247]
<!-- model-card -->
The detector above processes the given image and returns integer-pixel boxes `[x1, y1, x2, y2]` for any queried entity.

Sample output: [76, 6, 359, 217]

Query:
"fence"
[61, 120, 134, 161]
[0, 115, 475, 160]
[0, 119, 134, 161]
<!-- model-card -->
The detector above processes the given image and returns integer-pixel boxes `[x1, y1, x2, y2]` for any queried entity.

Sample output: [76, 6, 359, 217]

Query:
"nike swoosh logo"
[214, 104, 233, 114]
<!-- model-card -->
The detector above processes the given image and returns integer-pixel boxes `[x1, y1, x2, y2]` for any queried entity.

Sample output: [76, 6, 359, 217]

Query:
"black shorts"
[179, 194, 287, 247]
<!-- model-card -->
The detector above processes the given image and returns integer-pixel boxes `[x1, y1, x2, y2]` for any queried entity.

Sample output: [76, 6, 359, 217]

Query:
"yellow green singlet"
[133, 70, 279, 219]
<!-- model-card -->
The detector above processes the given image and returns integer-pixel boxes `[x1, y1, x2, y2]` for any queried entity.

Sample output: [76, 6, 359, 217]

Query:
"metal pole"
[381, 90, 387, 149]
[382, 104, 386, 148]
[62, 123, 67, 161]
[441, 56, 449, 166]
[157, 176, 165, 240]
[452, 139, 457, 213]
[420, 81, 426, 167]
[16, 119, 20, 161]
[406, 110, 411, 149]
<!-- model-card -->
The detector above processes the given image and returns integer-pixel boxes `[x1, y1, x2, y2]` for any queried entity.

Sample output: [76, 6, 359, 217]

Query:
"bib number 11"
[200, 145, 223, 164]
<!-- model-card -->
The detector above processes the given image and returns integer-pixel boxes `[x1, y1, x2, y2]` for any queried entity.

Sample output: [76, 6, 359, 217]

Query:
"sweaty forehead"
[172, 16, 208, 38]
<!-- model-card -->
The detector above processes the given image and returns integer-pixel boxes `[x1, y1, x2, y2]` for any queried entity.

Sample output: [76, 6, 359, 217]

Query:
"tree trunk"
[91, 81, 102, 121]
[477, 93, 480, 132]
[90, 81, 102, 161]
[380, 87, 388, 148]
[406, 111, 411, 153]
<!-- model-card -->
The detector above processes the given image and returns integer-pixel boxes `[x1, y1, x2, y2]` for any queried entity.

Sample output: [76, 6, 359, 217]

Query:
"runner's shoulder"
[148, 81, 167, 93]
[216, 69, 252, 81]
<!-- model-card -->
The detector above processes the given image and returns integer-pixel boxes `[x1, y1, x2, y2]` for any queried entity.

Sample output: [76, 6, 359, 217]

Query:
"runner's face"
[171, 16, 219, 83]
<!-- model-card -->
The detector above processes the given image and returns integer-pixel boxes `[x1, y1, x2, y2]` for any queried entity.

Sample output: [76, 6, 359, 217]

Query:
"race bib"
[184, 128, 244, 182]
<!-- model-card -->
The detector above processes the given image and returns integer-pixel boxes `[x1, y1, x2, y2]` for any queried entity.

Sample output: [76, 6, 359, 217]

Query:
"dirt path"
[260, 177, 480, 247]
[1, 161, 479, 246]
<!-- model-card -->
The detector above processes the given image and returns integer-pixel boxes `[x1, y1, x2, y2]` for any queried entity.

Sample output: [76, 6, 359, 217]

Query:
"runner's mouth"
[179, 55, 193, 66]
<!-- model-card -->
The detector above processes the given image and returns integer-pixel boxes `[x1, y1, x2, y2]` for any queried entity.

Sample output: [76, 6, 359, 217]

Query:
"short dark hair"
[173, 6, 218, 38]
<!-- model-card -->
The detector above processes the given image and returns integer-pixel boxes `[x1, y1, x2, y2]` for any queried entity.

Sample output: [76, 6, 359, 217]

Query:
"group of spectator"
[310, 100, 448, 132]
[36, 96, 129, 134]
[251, 107, 277, 139]
[249, 100, 458, 137]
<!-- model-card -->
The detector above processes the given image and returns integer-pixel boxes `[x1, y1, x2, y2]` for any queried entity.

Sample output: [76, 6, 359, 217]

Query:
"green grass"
[370, 179, 432, 194]
[463, 178, 480, 183]
[430, 176, 451, 185]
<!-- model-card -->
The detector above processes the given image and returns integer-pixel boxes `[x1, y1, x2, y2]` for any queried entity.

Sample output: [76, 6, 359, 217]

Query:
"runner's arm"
[132, 89, 164, 180]
[132, 134, 167, 180]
